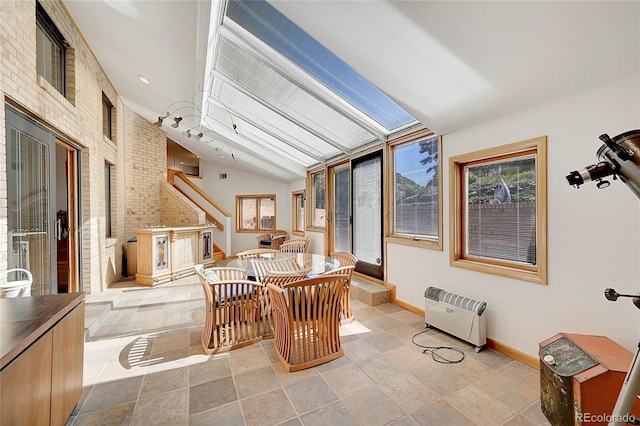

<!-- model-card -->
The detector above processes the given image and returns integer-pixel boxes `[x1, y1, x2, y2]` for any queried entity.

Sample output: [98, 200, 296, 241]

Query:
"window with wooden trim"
[102, 94, 113, 140]
[389, 133, 442, 249]
[292, 190, 305, 236]
[236, 194, 276, 232]
[307, 169, 326, 229]
[36, 2, 67, 95]
[450, 136, 547, 284]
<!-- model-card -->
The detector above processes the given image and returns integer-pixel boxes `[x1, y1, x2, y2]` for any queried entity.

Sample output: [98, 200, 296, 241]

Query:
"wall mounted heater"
[424, 286, 487, 352]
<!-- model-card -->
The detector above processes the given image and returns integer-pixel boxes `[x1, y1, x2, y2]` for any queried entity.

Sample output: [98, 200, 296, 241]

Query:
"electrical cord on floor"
[412, 326, 466, 364]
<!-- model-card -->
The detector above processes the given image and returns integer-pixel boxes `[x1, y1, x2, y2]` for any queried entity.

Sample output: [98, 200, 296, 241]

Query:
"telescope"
[566, 130, 640, 200]
[567, 129, 640, 426]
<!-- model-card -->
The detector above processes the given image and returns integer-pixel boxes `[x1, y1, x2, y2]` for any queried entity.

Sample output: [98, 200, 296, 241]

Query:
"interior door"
[55, 140, 79, 293]
[352, 151, 384, 280]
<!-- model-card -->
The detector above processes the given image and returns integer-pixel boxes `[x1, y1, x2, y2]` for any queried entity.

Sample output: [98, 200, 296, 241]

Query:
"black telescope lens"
[566, 171, 584, 187]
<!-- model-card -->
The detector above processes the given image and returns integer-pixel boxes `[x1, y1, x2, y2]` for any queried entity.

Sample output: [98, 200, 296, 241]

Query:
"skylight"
[225, 0, 416, 132]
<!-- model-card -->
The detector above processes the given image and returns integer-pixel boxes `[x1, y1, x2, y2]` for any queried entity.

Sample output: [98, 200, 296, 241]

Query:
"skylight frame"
[224, 0, 417, 134]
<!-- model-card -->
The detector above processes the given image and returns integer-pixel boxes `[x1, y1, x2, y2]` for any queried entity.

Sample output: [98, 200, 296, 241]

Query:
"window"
[389, 132, 441, 249]
[292, 190, 305, 236]
[307, 169, 326, 229]
[36, 2, 66, 95]
[102, 94, 113, 140]
[105, 162, 114, 238]
[450, 136, 547, 284]
[236, 194, 276, 232]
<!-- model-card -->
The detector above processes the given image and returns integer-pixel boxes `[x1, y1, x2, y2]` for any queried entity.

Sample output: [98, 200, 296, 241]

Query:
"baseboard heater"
[424, 286, 487, 352]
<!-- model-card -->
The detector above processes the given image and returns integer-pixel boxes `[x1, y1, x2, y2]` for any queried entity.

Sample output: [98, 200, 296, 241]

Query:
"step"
[350, 276, 390, 306]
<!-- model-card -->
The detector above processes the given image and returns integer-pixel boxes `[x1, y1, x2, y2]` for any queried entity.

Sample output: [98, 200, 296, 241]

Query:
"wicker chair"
[267, 274, 349, 371]
[250, 256, 303, 282]
[203, 266, 247, 282]
[235, 248, 280, 259]
[257, 230, 288, 250]
[195, 264, 263, 354]
[279, 236, 311, 253]
[330, 251, 358, 268]
[257, 269, 309, 339]
[321, 265, 355, 323]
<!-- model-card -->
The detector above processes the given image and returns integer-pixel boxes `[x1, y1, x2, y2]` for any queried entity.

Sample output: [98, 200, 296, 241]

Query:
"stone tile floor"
[69, 273, 550, 425]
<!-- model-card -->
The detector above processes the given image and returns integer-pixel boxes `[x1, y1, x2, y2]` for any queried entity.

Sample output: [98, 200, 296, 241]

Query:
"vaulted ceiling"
[64, 0, 639, 182]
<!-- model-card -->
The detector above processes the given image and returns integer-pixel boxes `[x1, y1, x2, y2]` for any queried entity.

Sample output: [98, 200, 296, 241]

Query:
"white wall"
[199, 162, 292, 256]
[388, 73, 640, 357]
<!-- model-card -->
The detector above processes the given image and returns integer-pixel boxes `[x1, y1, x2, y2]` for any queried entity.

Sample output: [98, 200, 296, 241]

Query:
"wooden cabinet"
[0, 293, 85, 426]
[135, 226, 216, 285]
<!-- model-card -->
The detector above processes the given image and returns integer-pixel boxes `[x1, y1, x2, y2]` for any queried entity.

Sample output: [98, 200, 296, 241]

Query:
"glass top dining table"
[227, 253, 340, 280]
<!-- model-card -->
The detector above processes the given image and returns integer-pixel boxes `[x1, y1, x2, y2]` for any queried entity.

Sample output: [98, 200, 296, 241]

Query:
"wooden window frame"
[292, 190, 305, 236]
[449, 136, 547, 284]
[306, 167, 327, 230]
[386, 129, 442, 250]
[236, 194, 277, 233]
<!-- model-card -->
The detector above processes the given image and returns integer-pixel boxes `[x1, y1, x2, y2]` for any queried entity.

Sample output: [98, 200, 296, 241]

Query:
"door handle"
[55, 219, 62, 241]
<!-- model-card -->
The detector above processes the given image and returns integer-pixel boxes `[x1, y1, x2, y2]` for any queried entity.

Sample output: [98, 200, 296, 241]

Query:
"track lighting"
[171, 117, 182, 128]
[194, 132, 204, 141]
[185, 129, 192, 138]
[153, 117, 163, 127]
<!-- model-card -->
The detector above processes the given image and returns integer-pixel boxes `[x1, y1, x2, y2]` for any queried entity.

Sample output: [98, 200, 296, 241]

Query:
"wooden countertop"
[0, 292, 85, 370]
[136, 225, 216, 233]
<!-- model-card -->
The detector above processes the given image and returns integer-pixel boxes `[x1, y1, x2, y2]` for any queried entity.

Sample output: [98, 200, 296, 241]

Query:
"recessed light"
[138, 75, 150, 84]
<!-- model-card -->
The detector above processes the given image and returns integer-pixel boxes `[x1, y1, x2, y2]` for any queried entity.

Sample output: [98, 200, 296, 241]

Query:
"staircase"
[169, 170, 230, 260]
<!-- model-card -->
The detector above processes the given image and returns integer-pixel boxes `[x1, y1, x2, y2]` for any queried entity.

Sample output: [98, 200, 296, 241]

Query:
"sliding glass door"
[352, 151, 383, 279]
[6, 106, 80, 295]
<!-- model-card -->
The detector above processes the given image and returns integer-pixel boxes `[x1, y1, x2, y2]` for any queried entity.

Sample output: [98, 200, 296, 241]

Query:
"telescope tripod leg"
[610, 343, 640, 425]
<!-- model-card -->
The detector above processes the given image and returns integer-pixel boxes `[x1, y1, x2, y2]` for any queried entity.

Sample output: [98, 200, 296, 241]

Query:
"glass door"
[6, 107, 57, 295]
[352, 151, 383, 280]
[330, 164, 351, 254]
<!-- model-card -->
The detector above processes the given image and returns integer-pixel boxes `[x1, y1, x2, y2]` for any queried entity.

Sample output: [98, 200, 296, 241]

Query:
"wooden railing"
[169, 171, 231, 230]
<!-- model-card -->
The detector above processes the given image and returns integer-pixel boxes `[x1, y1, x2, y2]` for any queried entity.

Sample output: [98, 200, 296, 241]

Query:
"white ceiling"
[64, 0, 640, 182]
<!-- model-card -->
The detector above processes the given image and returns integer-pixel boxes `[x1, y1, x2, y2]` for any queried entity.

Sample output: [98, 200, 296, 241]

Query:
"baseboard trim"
[393, 298, 424, 317]
[391, 298, 540, 369]
[487, 338, 540, 370]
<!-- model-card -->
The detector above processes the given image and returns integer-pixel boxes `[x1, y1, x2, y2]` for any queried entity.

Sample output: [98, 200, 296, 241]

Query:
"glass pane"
[295, 194, 304, 232]
[36, 22, 63, 93]
[226, 0, 415, 131]
[102, 101, 112, 139]
[105, 164, 112, 238]
[394, 136, 439, 238]
[353, 156, 382, 265]
[465, 155, 537, 264]
[311, 171, 326, 228]
[240, 198, 257, 230]
[333, 168, 350, 253]
[259, 197, 275, 230]
[9, 129, 51, 296]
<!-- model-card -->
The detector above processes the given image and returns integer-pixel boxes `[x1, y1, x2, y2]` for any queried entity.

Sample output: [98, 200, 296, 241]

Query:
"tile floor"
[70, 273, 551, 426]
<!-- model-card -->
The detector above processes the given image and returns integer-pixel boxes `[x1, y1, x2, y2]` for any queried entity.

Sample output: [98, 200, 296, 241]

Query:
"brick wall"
[0, 0, 169, 294]
[161, 182, 205, 227]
